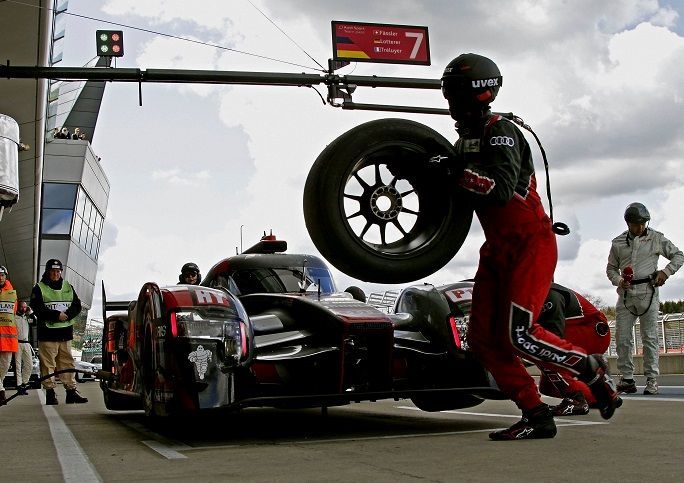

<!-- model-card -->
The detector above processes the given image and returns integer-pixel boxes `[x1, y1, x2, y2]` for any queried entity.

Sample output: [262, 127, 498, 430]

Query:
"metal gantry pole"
[0, 63, 446, 115]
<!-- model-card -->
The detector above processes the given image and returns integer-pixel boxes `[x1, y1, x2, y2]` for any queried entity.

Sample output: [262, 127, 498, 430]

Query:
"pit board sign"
[332, 21, 430, 65]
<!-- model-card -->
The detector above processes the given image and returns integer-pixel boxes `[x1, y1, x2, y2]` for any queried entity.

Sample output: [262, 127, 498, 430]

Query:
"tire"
[304, 118, 472, 283]
[411, 393, 484, 412]
[103, 387, 142, 411]
[142, 328, 158, 419]
[344, 285, 367, 303]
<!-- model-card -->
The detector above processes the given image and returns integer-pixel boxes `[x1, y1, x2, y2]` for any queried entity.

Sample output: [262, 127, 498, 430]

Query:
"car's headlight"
[172, 311, 247, 363]
[174, 311, 225, 338]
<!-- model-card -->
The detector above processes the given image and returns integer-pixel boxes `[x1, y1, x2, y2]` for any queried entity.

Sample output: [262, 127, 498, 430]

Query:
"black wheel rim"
[341, 143, 450, 256]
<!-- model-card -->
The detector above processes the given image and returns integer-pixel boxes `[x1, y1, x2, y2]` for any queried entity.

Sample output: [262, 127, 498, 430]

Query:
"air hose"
[498, 112, 570, 236]
[1, 368, 114, 407]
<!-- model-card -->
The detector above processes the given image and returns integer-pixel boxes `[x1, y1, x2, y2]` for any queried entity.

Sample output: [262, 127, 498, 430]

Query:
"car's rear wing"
[101, 281, 132, 322]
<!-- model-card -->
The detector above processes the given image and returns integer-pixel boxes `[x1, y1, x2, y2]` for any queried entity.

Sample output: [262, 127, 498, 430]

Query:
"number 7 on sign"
[405, 32, 424, 59]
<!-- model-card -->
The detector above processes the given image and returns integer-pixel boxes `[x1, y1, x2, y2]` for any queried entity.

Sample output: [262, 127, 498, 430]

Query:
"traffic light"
[96, 30, 124, 57]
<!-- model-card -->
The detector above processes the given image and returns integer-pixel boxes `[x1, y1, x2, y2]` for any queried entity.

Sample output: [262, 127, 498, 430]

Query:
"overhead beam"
[0, 64, 446, 115]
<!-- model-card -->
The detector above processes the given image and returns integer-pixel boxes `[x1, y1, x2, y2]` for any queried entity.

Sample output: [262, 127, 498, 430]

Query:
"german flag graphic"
[335, 36, 370, 59]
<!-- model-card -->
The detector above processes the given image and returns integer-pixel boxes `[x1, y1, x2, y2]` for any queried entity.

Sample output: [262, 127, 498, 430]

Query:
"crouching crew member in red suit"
[537, 283, 612, 416]
[441, 53, 620, 440]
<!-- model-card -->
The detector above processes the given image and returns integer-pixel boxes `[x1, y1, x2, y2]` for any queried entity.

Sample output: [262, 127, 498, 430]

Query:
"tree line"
[582, 293, 684, 319]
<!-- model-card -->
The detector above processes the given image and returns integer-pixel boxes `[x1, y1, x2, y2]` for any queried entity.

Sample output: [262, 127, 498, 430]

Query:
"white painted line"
[39, 390, 102, 483]
[141, 440, 188, 459]
[618, 396, 684, 403]
[120, 418, 192, 459]
[182, 428, 510, 450]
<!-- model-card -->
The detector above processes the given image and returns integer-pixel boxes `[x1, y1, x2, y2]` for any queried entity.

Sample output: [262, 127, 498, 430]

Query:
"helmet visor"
[441, 75, 502, 99]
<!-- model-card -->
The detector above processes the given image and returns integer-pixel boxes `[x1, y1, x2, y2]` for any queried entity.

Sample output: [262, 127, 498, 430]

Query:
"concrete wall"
[606, 354, 684, 375]
[528, 354, 684, 375]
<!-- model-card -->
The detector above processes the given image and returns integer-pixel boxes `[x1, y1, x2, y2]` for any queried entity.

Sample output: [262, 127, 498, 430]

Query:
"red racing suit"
[458, 114, 593, 411]
[537, 284, 611, 405]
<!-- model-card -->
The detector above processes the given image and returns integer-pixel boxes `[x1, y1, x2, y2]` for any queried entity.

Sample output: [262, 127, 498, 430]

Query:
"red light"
[170, 311, 178, 337]
[111, 33, 120, 41]
[448, 316, 461, 349]
[240, 321, 248, 359]
[112, 45, 121, 53]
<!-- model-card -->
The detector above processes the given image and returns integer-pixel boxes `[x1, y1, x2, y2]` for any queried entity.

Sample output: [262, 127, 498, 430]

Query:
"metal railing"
[367, 290, 401, 314]
[606, 313, 684, 355]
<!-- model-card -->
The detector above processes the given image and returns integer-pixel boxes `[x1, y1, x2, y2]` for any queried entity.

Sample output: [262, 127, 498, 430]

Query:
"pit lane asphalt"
[3, 376, 684, 482]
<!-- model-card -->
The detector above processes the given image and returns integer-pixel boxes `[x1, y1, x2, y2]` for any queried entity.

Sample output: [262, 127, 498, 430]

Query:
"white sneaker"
[644, 378, 658, 395]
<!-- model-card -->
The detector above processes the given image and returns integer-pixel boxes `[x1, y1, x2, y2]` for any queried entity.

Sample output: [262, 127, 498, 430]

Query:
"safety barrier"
[606, 312, 684, 355]
[367, 290, 401, 314]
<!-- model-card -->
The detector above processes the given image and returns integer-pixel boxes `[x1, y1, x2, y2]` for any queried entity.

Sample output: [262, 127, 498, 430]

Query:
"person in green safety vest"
[0, 266, 18, 405]
[30, 259, 87, 405]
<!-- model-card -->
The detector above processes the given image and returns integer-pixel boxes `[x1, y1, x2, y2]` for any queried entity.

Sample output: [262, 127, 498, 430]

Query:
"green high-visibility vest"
[38, 280, 75, 329]
[0, 290, 16, 326]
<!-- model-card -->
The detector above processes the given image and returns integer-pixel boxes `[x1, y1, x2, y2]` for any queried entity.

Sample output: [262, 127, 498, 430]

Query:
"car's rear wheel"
[304, 118, 472, 283]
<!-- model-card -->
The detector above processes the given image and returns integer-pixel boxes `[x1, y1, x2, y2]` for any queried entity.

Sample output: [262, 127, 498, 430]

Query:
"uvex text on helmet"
[441, 53, 502, 107]
[624, 202, 650, 224]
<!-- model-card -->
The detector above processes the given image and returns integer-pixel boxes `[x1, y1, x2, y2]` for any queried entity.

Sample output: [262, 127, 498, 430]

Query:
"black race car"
[100, 235, 502, 417]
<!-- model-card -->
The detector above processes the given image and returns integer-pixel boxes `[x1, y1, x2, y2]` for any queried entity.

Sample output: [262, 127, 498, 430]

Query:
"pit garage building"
[0, 0, 111, 327]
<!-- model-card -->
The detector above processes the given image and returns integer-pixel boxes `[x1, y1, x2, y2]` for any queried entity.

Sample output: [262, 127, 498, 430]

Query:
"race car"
[100, 235, 503, 417]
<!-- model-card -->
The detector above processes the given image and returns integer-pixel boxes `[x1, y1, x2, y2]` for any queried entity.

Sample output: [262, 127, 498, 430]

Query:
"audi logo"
[489, 136, 515, 147]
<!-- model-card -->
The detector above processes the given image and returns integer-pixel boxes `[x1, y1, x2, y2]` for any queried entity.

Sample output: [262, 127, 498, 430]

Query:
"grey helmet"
[624, 202, 650, 224]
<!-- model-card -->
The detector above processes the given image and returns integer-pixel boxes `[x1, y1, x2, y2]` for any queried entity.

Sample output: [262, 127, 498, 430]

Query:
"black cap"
[46, 259, 63, 270]
[181, 262, 199, 274]
[0, 266, 7, 275]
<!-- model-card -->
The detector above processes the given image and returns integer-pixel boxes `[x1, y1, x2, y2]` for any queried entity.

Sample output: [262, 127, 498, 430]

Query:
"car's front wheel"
[411, 393, 484, 412]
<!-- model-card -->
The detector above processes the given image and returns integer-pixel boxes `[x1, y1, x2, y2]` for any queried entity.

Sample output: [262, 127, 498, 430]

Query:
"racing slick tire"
[142, 328, 159, 419]
[102, 386, 141, 411]
[410, 393, 484, 412]
[304, 118, 472, 283]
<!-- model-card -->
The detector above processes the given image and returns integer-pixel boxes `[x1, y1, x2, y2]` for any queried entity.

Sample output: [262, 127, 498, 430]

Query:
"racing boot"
[581, 354, 619, 420]
[489, 404, 557, 441]
[0, 390, 6, 406]
[65, 389, 88, 404]
[552, 392, 590, 416]
[45, 388, 58, 405]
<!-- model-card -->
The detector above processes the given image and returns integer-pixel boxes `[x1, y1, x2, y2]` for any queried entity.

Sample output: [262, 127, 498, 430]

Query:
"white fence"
[606, 312, 684, 355]
[367, 290, 401, 314]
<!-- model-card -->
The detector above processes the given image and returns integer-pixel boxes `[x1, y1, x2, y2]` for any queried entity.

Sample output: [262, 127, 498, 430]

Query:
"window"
[41, 183, 77, 235]
[72, 187, 104, 261]
[42, 209, 74, 235]
[41, 184, 105, 260]
[43, 183, 77, 209]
